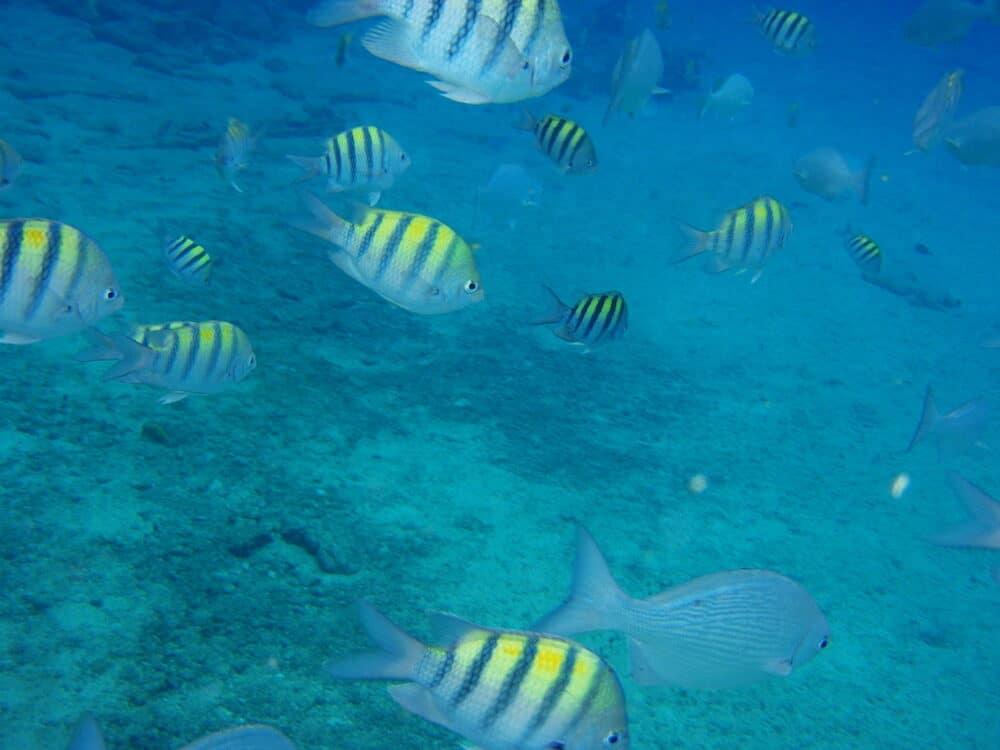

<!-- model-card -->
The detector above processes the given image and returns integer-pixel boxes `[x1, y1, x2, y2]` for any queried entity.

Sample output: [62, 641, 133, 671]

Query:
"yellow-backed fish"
[163, 235, 212, 285]
[0, 139, 22, 189]
[912, 69, 963, 152]
[676, 196, 791, 282]
[286, 126, 410, 205]
[329, 600, 629, 750]
[843, 232, 881, 275]
[78, 320, 256, 404]
[307, 0, 572, 103]
[0, 219, 124, 344]
[215, 117, 256, 193]
[292, 194, 483, 314]
[531, 288, 627, 347]
[515, 114, 598, 175]
[752, 6, 817, 54]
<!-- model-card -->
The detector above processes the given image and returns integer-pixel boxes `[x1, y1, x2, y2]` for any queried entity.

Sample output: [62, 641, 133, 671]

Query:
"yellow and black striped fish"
[78, 320, 256, 404]
[515, 114, 598, 175]
[292, 194, 483, 315]
[216, 117, 255, 193]
[676, 196, 792, 282]
[164, 235, 212, 285]
[753, 7, 817, 55]
[0, 138, 22, 189]
[0, 219, 124, 345]
[844, 233, 881, 275]
[286, 126, 410, 205]
[329, 601, 629, 750]
[532, 288, 627, 347]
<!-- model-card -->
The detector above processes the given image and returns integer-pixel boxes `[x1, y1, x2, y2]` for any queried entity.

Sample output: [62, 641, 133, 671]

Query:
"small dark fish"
[335, 32, 352, 67]
[914, 242, 932, 256]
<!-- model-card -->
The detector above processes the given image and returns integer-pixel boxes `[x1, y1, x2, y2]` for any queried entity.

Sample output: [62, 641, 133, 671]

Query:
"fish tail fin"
[533, 526, 630, 635]
[906, 385, 940, 452]
[857, 156, 876, 205]
[307, 0, 383, 27]
[76, 328, 155, 382]
[290, 192, 350, 245]
[285, 154, 323, 181]
[512, 110, 538, 132]
[672, 220, 709, 263]
[327, 601, 425, 681]
[933, 473, 1000, 547]
[529, 285, 570, 326]
[67, 714, 105, 750]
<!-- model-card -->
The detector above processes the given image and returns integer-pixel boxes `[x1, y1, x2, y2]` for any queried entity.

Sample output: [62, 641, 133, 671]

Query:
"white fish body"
[699, 73, 753, 121]
[535, 527, 830, 689]
[604, 29, 667, 124]
[906, 385, 990, 457]
[934, 473, 1000, 549]
[944, 105, 1000, 166]
[178, 726, 297, 750]
[793, 147, 874, 204]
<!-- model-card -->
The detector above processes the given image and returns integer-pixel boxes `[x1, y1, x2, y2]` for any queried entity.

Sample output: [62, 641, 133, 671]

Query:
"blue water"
[1, 0, 998, 748]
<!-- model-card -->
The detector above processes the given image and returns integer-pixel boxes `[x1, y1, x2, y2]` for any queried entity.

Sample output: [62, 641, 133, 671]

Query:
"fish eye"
[103, 288, 119, 301]
[546, 743, 565, 750]
[604, 731, 622, 747]
[464, 280, 479, 294]
[561, 49, 571, 66]
[400, 153, 407, 161]
[247, 354, 257, 368]
[819, 637, 829, 650]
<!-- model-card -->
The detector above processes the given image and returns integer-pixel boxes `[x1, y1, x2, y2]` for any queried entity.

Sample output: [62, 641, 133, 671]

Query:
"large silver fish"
[535, 527, 830, 689]
[308, 0, 572, 103]
[698, 73, 753, 121]
[604, 29, 668, 125]
[944, 106, 1000, 167]
[793, 147, 875, 204]
[906, 385, 990, 458]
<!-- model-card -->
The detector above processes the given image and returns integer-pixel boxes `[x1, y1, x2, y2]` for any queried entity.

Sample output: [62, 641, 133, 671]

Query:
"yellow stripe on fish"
[164, 235, 212, 285]
[532, 288, 627, 346]
[0, 219, 123, 344]
[517, 114, 598, 175]
[754, 7, 816, 54]
[845, 233, 881, 274]
[292, 194, 484, 314]
[328, 602, 629, 750]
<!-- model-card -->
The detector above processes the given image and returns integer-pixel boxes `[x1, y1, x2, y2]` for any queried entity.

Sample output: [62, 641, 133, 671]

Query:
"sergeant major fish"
[531, 288, 627, 347]
[535, 527, 830, 690]
[0, 219, 124, 344]
[78, 320, 256, 404]
[292, 194, 484, 314]
[216, 118, 256, 193]
[752, 6, 817, 54]
[163, 235, 212, 285]
[515, 114, 598, 175]
[286, 126, 410, 205]
[329, 599, 629, 750]
[842, 230, 882, 275]
[307, 0, 572, 104]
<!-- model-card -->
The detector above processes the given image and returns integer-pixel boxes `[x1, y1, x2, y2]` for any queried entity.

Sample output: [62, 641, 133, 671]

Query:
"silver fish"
[793, 147, 875, 204]
[535, 527, 830, 689]
[699, 73, 753, 121]
[944, 106, 1000, 167]
[906, 385, 990, 458]
[935, 473, 1000, 549]
[604, 29, 668, 125]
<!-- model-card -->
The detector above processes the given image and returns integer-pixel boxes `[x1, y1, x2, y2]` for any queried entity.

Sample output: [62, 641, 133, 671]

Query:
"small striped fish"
[844, 233, 881, 275]
[753, 6, 817, 54]
[676, 196, 791, 282]
[292, 194, 484, 314]
[78, 320, 256, 404]
[286, 126, 410, 205]
[329, 601, 629, 750]
[164, 235, 212, 285]
[515, 114, 598, 175]
[0, 219, 124, 345]
[308, 0, 572, 103]
[216, 117, 255, 193]
[0, 139, 22, 189]
[532, 288, 627, 347]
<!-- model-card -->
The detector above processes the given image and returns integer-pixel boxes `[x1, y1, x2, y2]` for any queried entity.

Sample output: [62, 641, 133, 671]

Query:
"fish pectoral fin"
[159, 391, 190, 405]
[425, 80, 492, 105]
[764, 658, 794, 677]
[362, 20, 424, 71]
[628, 638, 665, 686]
[0, 332, 42, 345]
[387, 684, 453, 730]
[367, 190, 381, 206]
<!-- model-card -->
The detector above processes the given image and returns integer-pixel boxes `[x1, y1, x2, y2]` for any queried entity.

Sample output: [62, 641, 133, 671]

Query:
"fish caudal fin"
[67, 715, 106, 750]
[307, 0, 383, 27]
[327, 600, 425, 681]
[529, 286, 569, 326]
[906, 385, 939, 452]
[512, 111, 538, 132]
[672, 220, 709, 264]
[533, 526, 630, 636]
[290, 192, 350, 246]
[933, 473, 1000, 548]
[76, 328, 156, 382]
[857, 156, 876, 206]
[285, 154, 322, 180]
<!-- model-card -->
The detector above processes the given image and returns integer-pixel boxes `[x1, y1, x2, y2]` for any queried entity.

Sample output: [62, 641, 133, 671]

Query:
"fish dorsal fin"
[429, 612, 482, 646]
[362, 20, 423, 71]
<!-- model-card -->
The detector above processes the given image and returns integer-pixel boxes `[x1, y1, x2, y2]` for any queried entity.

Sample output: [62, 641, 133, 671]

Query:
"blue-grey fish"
[794, 148, 875, 204]
[292, 194, 484, 314]
[0, 138, 22, 189]
[698, 73, 753, 121]
[66, 716, 105, 750]
[216, 117, 256, 192]
[286, 126, 410, 205]
[944, 106, 1000, 167]
[535, 527, 830, 689]
[0, 219, 124, 345]
[531, 288, 627, 347]
[604, 29, 668, 125]
[906, 385, 990, 457]
[308, 0, 564, 104]
[66, 716, 295, 750]
[935, 473, 1000, 549]
[164, 235, 212, 285]
[330, 600, 629, 750]
[78, 320, 256, 404]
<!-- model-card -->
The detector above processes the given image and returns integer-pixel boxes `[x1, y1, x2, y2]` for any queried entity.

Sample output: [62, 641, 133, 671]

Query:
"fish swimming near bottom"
[65, 714, 296, 750]
[604, 29, 669, 125]
[793, 148, 875, 204]
[530, 288, 627, 347]
[698, 73, 753, 121]
[842, 230, 882, 275]
[534, 527, 830, 690]
[906, 385, 990, 457]
[329, 600, 629, 750]
[78, 320, 256, 404]
[944, 106, 1000, 167]
[934, 473, 1000, 549]
[515, 114, 598, 175]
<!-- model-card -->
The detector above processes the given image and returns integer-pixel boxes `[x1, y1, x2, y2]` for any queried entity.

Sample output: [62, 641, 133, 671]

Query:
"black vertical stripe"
[448, 0, 481, 60]
[346, 131, 358, 186]
[581, 295, 608, 339]
[422, 0, 445, 41]
[536, 116, 553, 145]
[0, 219, 25, 304]
[362, 127, 375, 177]
[783, 14, 808, 48]
[763, 9, 783, 38]
[774, 12, 798, 47]
[563, 665, 605, 738]
[333, 135, 344, 181]
[524, 645, 577, 739]
[723, 214, 737, 258]
[566, 130, 588, 168]
[25, 222, 61, 320]
[481, 636, 539, 728]
[324, 152, 332, 177]
[410, 220, 440, 282]
[555, 124, 581, 165]
[545, 119, 566, 158]
[596, 296, 621, 341]
[356, 213, 385, 263]
[374, 215, 414, 282]
[741, 203, 755, 262]
[481, 0, 522, 73]
[450, 633, 499, 707]
[180, 325, 201, 383]
[205, 322, 224, 381]
[761, 199, 775, 261]
[163, 330, 181, 375]
[374, 128, 387, 173]
[428, 648, 455, 689]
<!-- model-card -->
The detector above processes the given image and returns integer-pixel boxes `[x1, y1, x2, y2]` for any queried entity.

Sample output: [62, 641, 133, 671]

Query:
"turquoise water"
[1, 0, 999, 748]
